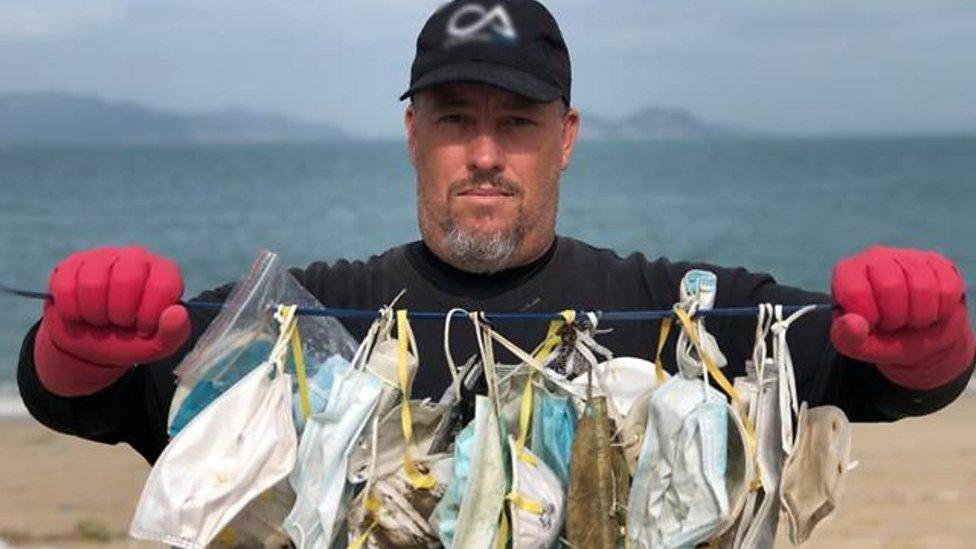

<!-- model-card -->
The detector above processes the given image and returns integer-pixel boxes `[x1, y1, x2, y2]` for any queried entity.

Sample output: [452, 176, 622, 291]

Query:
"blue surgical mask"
[284, 362, 383, 549]
[529, 386, 577, 489]
[291, 354, 347, 434]
[430, 395, 507, 548]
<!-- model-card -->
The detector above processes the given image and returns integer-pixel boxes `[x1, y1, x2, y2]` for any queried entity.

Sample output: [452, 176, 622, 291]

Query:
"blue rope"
[1, 284, 836, 322]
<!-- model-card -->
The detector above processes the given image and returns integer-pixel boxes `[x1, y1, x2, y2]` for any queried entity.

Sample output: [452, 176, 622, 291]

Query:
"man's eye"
[505, 117, 536, 128]
[438, 114, 463, 125]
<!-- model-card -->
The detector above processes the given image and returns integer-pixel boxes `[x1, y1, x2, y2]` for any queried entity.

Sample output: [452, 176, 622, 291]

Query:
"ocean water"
[1, 137, 974, 410]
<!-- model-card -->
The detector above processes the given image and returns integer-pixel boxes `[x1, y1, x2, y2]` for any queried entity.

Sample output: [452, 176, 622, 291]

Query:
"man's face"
[406, 83, 579, 273]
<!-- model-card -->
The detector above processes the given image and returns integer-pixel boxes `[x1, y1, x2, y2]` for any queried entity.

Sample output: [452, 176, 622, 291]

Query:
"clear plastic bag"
[167, 250, 359, 437]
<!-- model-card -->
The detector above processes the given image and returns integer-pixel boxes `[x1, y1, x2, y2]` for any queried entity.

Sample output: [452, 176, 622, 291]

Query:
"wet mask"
[131, 342, 297, 549]
[626, 372, 730, 549]
[566, 396, 620, 549]
[284, 360, 384, 548]
[780, 403, 854, 545]
[431, 395, 507, 548]
[506, 437, 565, 549]
[346, 454, 454, 548]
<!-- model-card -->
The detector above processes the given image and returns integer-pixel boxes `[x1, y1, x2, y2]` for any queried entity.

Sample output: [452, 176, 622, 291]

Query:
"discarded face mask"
[780, 403, 854, 545]
[347, 398, 451, 484]
[569, 357, 659, 418]
[566, 396, 620, 549]
[130, 360, 297, 549]
[284, 362, 384, 549]
[346, 454, 454, 548]
[707, 395, 755, 545]
[506, 436, 566, 549]
[726, 358, 787, 549]
[616, 384, 660, 475]
[626, 373, 730, 549]
[529, 384, 577, 488]
[430, 395, 507, 549]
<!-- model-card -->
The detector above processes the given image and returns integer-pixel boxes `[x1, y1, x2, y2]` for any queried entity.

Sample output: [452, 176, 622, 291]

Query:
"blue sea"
[1, 137, 974, 412]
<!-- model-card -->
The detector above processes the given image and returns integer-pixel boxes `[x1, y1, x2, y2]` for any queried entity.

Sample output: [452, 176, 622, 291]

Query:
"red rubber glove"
[831, 246, 975, 390]
[34, 246, 191, 396]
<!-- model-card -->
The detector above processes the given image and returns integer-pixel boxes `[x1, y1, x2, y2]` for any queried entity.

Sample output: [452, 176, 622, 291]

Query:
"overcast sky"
[2, 0, 974, 137]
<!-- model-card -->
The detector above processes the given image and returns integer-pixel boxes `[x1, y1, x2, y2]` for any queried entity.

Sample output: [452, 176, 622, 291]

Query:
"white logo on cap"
[445, 3, 517, 47]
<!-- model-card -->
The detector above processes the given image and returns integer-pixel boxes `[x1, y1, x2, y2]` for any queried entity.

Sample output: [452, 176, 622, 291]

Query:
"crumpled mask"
[430, 395, 507, 548]
[780, 403, 854, 545]
[626, 373, 730, 549]
[284, 362, 384, 549]
[566, 396, 620, 549]
[529, 385, 578, 489]
[506, 437, 566, 549]
[347, 399, 451, 484]
[346, 454, 454, 548]
[130, 361, 297, 549]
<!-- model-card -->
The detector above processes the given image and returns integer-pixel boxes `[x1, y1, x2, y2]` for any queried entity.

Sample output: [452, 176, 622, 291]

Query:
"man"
[17, 0, 974, 465]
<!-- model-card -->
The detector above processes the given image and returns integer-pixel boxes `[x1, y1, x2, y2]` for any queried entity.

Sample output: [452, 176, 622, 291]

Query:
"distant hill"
[0, 93, 350, 144]
[582, 107, 737, 140]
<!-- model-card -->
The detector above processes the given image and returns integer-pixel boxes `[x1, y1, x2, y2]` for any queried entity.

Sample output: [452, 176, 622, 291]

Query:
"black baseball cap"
[400, 0, 571, 105]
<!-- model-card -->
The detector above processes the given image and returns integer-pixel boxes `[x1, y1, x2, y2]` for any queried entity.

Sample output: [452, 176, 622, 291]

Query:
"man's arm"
[686, 258, 973, 422]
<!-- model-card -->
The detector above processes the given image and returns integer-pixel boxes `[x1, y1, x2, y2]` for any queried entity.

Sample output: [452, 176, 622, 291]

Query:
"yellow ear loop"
[289, 324, 311, 422]
[496, 504, 511, 549]
[654, 317, 672, 384]
[672, 307, 762, 489]
[514, 374, 539, 465]
[396, 309, 436, 490]
[533, 309, 576, 362]
[348, 496, 383, 549]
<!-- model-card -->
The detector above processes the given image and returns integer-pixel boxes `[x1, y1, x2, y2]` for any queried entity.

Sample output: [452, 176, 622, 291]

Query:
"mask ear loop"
[752, 303, 774, 379]
[443, 308, 470, 402]
[395, 309, 436, 490]
[772, 303, 817, 455]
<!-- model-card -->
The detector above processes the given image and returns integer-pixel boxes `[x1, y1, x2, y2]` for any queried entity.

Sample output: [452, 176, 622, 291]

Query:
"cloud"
[1, 1, 975, 135]
[0, 1, 129, 39]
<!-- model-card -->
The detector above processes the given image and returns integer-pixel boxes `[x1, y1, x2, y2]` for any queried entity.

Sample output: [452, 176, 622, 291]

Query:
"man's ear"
[405, 103, 418, 167]
[560, 107, 580, 171]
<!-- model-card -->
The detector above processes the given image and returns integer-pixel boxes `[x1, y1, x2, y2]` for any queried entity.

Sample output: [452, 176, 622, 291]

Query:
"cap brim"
[399, 62, 561, 102]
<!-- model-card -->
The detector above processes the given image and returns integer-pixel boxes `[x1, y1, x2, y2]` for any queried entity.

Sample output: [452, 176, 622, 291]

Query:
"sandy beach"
[2, 396, 974, 548]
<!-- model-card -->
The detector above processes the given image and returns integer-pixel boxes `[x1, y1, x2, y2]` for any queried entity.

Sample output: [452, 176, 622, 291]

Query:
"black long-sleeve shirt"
[17, 236, 974, 464]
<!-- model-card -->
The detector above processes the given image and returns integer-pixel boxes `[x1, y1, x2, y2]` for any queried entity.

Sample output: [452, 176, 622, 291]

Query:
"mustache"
[449, 173, 521, 196]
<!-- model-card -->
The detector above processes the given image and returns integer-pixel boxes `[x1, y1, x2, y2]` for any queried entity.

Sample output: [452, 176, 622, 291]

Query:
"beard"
[435, 173, 527, 274]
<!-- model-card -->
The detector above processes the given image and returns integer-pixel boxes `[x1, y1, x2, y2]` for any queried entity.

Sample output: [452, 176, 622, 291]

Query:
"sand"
[2, 397, 975, 548]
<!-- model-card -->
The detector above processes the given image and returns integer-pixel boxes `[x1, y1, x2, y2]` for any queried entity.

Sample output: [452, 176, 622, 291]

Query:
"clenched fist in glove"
[34, 246, 191, 396]
[831, 246, 975, 390]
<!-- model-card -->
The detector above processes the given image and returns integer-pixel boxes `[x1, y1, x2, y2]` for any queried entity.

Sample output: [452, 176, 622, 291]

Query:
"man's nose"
[466, 131, 506, 174]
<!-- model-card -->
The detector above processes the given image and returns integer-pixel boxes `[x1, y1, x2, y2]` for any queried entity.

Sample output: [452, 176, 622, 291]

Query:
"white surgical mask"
[130, 306, 301, 549]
